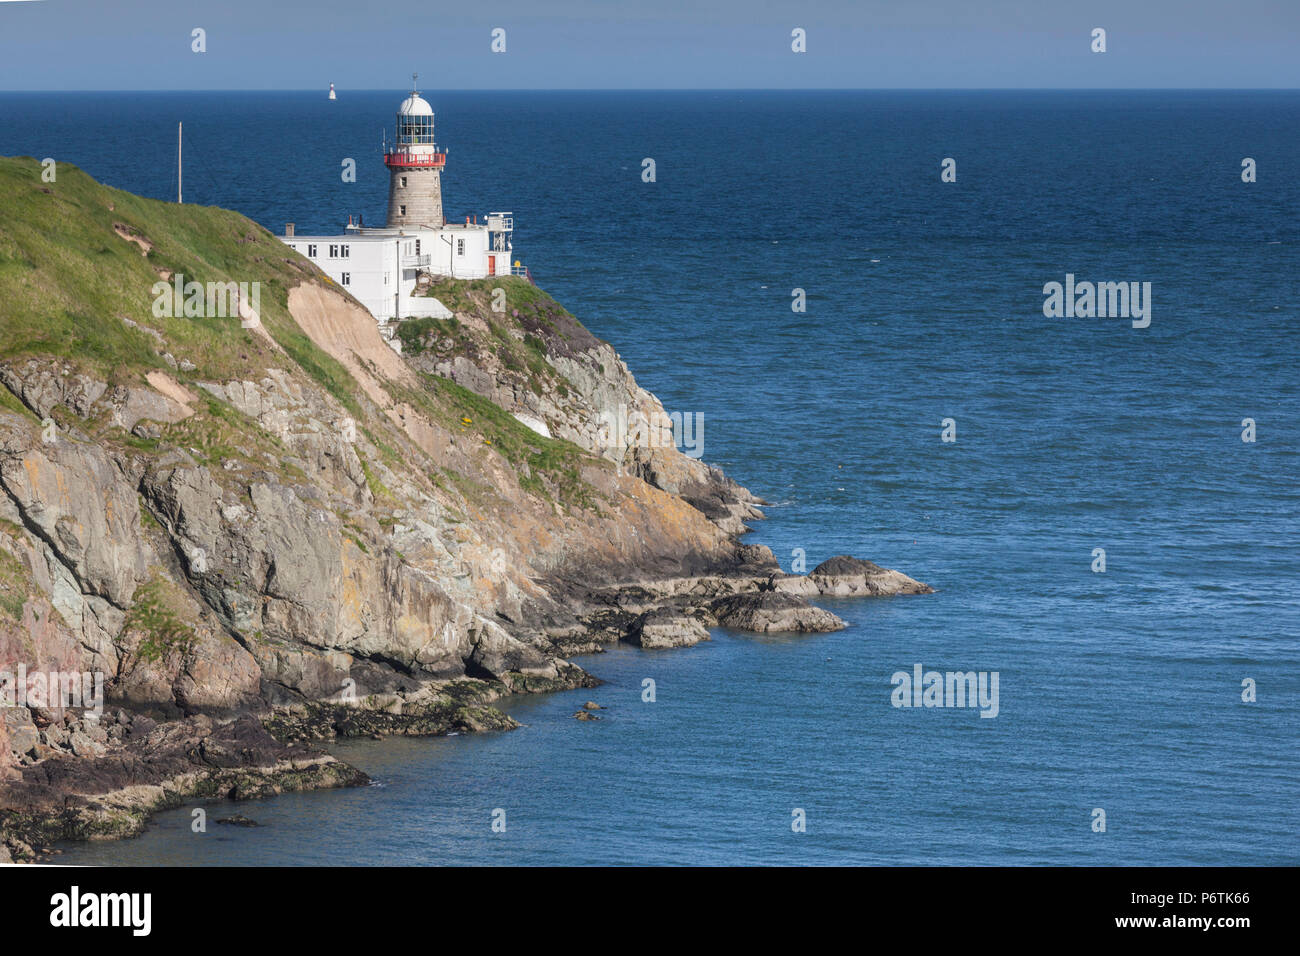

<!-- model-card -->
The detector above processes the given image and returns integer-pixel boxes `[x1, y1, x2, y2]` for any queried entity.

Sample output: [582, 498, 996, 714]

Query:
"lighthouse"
[385, 75, 446, 228]
[279, 75, 521, 331]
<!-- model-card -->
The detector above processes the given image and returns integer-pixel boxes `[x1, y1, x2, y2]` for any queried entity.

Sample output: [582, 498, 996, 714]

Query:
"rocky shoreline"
[1, 554, 929, 863]
[0, 164, 931, 863]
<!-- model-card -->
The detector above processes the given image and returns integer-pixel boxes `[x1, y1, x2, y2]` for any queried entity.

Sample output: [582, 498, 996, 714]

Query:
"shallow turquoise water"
[7, 90, 1296, 865]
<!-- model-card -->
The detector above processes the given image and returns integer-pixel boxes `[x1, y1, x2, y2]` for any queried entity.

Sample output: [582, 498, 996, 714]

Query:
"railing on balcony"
[402, 254, 431, 268]
[384, 151, 446, 169]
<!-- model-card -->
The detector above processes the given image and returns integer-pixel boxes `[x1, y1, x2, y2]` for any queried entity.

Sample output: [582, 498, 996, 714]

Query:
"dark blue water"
[5, 91, 1297, 865]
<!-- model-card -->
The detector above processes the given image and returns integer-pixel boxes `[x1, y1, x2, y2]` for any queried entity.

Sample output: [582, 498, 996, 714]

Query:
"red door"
[488, 255, 496, 275]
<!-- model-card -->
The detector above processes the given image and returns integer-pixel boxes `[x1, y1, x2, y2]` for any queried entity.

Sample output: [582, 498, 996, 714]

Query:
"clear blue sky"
[0, 0, 1295, 90]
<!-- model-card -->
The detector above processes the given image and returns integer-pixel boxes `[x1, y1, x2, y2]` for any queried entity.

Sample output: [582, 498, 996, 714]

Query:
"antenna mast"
[177, 122, 183, 204]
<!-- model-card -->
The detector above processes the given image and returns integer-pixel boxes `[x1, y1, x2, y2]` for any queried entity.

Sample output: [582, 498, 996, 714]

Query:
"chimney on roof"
[285, 223, 295, 237]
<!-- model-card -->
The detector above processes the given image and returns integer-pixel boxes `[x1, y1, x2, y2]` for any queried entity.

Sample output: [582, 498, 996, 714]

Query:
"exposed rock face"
[0, 713, 365, 856]
[773, 556, 935, 598]
[395, 280, 766, 538]
[0, 169, 932, 859]
[810, 555, 934, 596]
[627, 609, 711, 649]
[710, 591, 847, 633]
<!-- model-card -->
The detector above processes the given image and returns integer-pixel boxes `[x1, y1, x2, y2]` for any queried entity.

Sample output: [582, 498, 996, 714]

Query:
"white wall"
[282, 222, 513, 320]
[425, 225, 500, 279]
[284, 237, 399, 319]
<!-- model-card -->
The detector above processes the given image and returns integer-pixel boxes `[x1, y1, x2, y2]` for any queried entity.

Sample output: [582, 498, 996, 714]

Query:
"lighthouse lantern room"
[385, 74, 446, 228]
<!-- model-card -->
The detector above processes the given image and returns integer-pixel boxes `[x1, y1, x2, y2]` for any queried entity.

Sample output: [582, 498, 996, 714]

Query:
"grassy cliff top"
[1, 157, 314, 376]
[0, 156, 605, 509]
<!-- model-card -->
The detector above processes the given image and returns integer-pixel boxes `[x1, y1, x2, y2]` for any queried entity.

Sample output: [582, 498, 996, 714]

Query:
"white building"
[281, 215, 516, 322]
[278, 80, 523, 335]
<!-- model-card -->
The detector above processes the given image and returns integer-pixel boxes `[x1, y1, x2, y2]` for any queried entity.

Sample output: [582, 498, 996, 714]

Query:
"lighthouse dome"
[397, 92, 433, 116]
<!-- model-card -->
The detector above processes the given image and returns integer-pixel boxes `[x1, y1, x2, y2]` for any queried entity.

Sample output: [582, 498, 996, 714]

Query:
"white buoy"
[329, 83, 337, 101]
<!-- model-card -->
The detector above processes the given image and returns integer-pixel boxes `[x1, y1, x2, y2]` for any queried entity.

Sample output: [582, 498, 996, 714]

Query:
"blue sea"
[3, 90, 1297, 865]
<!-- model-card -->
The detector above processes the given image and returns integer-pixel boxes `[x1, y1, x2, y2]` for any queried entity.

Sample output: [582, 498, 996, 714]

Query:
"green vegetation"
[119, 395, 302, 482]
[416, 276, 561, 316]
[400, 277, 582, 405]
[138, 497, 161, 530]
[0, 384, 37, 421]
[121, 573, 197, 664]
[420, 374, 601, 509]
[0, 156, 606, 514]
[357, 454, 393, 504]
[0, 547, 30, 621]
[341, 527, 370, 555]
[0, 156, 358, 416]
[394, 315, 461, 354]
[419, 275, 569, 317]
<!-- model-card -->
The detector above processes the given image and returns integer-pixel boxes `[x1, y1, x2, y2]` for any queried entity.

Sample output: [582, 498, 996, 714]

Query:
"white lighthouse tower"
[385, 75, 446, 228]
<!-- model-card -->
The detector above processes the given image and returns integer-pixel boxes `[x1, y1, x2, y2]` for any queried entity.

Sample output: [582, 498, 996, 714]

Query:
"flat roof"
[281, 222, 492, 241]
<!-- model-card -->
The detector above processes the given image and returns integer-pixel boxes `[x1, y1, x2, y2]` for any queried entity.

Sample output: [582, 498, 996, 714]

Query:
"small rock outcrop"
[627, 609, 711, 648]
[710, 591, 847, 633]
[772, 555, 934, 598]
[810, 555, 935, 596]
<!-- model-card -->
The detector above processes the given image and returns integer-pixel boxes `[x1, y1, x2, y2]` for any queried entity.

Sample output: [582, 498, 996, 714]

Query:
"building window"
[328, 244, 338, 258]
[340, 245, 350, 258]
[341, 273, 351, 286]
[307, 244, 317, 257]
[400, 176, 408, 188]
[457, 239, 465, 256]
[399, 205, 406, 216]
[384, 273, 389, 286]
[415, 239, 420, 254]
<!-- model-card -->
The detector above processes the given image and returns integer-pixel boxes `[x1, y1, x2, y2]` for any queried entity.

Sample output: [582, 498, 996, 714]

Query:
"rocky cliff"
[0, 157, 929, 861]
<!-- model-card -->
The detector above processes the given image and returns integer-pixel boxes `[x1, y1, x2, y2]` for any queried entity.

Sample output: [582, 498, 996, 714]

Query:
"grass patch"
[121, 573, 197, 664]
[0, 547, 31, 621]
[395, 315, 461, 355]
[0, 156, 365, 419]
[419, 374, 601, 509]
[0, 384, 39, 422]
